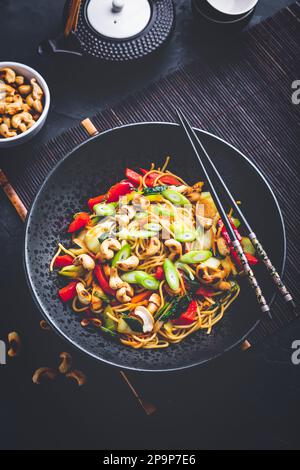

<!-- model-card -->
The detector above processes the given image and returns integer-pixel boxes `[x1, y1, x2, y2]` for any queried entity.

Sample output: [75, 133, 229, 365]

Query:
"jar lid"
[86, 0, 152, 39]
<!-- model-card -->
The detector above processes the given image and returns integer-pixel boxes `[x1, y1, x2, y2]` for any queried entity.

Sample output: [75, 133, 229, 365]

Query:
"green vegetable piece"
[117, 318, 133, 334]
[121, 271, 160, 291]
[58, 265, 85, 278]
[241, 237, 256, 256]
[135, 211, 148, 221]
[175, 262, 195, 281]
[102, 306, 116, 331]
[127, 230, 158, 240]
[123, 316, 144, 333]
[179, 250, 212, 265]
[143, 185, 168, 196]
[232, 218, 241, 229]
[112, 243, 131, 267]
[94, 203, 116, 217]
[151, 205, 174, 218]
[162, 189, 190, 206]
[173, 222, 197, 243]
[159, 295, 191, 322]
[143, 223, 162, 232]
[163, 259, 180, 292]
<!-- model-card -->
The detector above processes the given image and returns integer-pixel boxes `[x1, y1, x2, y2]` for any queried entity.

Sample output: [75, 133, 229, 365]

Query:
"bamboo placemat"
[1, 2, 300, 408]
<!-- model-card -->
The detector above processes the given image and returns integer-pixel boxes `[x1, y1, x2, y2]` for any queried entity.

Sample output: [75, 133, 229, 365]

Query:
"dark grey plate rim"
[23, 122, 287, 372]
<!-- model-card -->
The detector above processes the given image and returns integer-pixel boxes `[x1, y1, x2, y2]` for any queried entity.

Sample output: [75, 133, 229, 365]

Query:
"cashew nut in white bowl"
[0, 62, 50, 148]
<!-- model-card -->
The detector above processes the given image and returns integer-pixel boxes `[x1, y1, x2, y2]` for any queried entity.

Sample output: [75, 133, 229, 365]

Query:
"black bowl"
[24, 123, 286, 372]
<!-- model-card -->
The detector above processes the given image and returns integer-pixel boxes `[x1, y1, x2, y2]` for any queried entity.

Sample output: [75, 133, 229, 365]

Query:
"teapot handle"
[38, 32, 83, 57]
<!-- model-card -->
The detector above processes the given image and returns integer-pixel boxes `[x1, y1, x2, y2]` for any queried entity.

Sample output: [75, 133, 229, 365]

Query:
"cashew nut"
[143, 237, 161, 257]
[0, 67, 16, 84]
[32, 99, 43, 114]
[133, 306, 154, 333]
[0, 83, 15, 96]
[116, 255, 139, 272]
[217, 237, 230, 257]
[15, 75, 25, 86]
[116, 283, 134, 303]
[165, 239, 182, 261]
[59, 352, 72, 374]
[11, 112, 34, 132]
[97, 238, 121, 261]
[132, 193, 150, 210]
[76, 282, 92, 305]
[120, 205, 135, 220]
[91, 284, 104, 311]
[197, 265, 226, 285]
[109, 267, 126, 290]
[18, 84, 32, 95]
[7, 332, 21, 358]
[0, 124, 17, 138]
[74, 253, 95, 271]
[32, 367, 57, 385]
[115, 213, 130, 228]
[196, 214, 213, 230]
[148, 294, 161, 315]
[216, 281, 232, 291]
[66, 369, 87, 387]
[40, 320, 52, 331]
[30, 78, 44, 100]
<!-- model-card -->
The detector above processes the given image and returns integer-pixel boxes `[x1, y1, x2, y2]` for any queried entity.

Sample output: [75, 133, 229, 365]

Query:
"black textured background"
[0, 0, 300, 450]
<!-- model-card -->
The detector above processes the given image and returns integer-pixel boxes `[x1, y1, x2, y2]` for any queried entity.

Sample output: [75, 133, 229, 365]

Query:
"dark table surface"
[1, 0, 300, 451]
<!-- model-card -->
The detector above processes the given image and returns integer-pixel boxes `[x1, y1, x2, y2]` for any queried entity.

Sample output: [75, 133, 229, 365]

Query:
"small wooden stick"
[0, 169, 27, 221]
[241, 340, 252, 352]
[81, 118, 99, 137]
[120, 371, 157, 416]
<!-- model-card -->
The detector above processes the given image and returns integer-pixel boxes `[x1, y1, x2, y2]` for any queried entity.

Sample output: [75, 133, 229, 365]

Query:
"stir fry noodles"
[50, 158, 259, 349]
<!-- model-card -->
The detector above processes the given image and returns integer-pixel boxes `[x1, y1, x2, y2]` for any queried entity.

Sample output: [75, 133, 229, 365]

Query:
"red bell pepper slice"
[245, 253, 259, 266]
[94, 265, 115, 297]
[88, 194, 106, 212]
[58, 281, 78, 303]
[140, 169, 181, 188]
[125, 168, 142, 187]
[155, 266, 165, 281]
[173, 300, 198, 325]
[68, 212, 90, 233]
[195, 286, 215, 298]
[106, 181, 135, 203]
[54, 255, 74, 268]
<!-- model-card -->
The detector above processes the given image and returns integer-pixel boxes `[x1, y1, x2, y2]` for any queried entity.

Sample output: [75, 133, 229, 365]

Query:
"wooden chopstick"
[176, 109, 295, 312]
[0, 169, 27, 221]
[0, 166, 156, 416]
[176, 109, 272, 319]
[64, 0, 82, 37]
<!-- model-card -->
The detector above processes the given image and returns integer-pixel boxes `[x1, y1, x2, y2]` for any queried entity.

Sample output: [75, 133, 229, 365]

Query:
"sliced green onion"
[94, 203, 117, 217]
[112, 243, 131, 267]
[200, 257, 221, 270]
[58, 265, 85, 278]
[163, 259, 180, 292]
[144, 223, 162, 232]
[179, 250, 212, 265]
[175, 262, 195, 281]
[121, 271, 160, 290]
[162, 189, 190, 206]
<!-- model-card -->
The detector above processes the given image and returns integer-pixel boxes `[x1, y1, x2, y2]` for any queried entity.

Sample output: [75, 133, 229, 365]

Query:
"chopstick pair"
[176, 109, 296, 318]
[64, 0, 81, 37]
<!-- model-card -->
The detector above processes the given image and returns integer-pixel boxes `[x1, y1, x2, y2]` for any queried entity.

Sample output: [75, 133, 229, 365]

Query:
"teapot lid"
[86, 0, 152, 39]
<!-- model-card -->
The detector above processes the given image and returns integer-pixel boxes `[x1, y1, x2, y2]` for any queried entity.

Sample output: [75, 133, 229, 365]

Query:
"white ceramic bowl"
[0, 62, 50, 148]
[207, 0, 258, 16]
